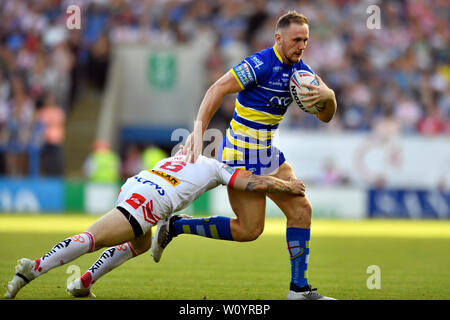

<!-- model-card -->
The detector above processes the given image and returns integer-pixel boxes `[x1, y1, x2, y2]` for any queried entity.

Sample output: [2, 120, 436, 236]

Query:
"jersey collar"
[273, 45, 285, 64]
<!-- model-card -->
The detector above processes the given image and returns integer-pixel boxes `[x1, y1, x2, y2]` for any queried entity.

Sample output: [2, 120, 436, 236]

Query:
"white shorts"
[115, 175, 172, 237]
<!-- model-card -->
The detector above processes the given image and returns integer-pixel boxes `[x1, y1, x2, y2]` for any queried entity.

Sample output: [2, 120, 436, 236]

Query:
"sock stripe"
[83, 232, 95, 252]
[80, 272, 92, 288]
[196, 225, 206, 237]
[182, 225, 191, 234]
[209, 225, 220, 239]
[15, 273, 30, 283]
[127, 242, 137, 257]
[174, 216, 233, 241]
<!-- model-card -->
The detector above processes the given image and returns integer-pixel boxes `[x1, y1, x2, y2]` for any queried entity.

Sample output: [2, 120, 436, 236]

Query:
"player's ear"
[274, 31, 282, 44]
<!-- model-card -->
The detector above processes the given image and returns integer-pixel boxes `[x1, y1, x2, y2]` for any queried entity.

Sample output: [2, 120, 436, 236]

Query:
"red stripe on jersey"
[228, 169, 240, 189]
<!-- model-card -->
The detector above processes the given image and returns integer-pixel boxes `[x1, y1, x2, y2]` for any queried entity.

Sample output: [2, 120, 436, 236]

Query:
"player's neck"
[274, 44, 294, 66]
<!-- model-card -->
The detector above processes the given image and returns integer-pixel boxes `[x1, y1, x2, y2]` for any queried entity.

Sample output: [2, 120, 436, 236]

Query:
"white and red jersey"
[116, 153, 239, 234]
[149, 154, 239, 212]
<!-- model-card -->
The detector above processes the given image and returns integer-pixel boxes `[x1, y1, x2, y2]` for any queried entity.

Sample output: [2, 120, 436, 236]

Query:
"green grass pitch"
[1, 214, 449, 300]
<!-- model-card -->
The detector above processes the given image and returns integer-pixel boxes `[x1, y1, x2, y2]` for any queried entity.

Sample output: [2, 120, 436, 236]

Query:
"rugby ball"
[290, 70, 324, 114]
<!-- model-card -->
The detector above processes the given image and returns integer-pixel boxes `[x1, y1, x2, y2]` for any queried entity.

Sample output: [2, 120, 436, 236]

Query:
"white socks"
[32, 232, 95, 277]
[30, 233, 138, 290]
[79, 242, 137, 289]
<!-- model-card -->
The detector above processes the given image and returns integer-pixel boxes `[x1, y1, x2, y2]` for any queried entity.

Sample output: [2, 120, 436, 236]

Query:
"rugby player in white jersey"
[4, 148, 306, 299]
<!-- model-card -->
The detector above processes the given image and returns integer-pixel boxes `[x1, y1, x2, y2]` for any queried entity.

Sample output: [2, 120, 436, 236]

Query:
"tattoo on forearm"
[246, 175, 290, 193]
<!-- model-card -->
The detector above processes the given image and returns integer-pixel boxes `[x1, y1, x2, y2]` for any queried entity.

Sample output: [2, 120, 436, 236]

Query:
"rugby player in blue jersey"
[153, 11, 337, 300]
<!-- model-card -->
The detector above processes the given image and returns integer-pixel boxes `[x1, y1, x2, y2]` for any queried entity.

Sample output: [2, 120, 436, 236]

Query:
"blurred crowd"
[0, 0, 448, 178]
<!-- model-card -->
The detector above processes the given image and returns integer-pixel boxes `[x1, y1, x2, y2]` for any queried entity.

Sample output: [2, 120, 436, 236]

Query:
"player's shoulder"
[247, 46, 277, 66]
[197, 156, 230, 172]
[196, 155, 219, 168]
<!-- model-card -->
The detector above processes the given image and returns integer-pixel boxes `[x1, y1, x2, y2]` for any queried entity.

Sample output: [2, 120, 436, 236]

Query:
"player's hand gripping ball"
[290, 70, 324, 114]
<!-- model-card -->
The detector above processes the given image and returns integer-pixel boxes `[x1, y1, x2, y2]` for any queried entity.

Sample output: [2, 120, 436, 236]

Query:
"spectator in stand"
[121, 144, 143, 179]
[4, 75, 35, 176]
[84, 139, 121, 184]
[0, 0, 448, 185]
[417, 103, 445, 135]
[317, 159, 346, 187]
[36, 93, 65, 176]
[142, 145, 167, 171]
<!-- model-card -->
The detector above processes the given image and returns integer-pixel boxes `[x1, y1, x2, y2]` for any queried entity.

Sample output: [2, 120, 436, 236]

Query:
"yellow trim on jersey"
[235, 100, 283, 126]
[230, 119, 275, 141]
[222, 147, 244, 162]
[230, 68, 245, 90]
[226, 129, 271, 150]
[273, 45, 284, 64]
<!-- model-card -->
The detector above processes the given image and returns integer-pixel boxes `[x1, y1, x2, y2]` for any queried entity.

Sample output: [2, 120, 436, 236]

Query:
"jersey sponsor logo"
[234, 63, 254, 87]
[133, 176, 166, 195]
[251, 56, 264, 69]
[149, 169, 180, 186]
[125, 192, 147, 209]
[269, 95, 292, 107]
[159, 161, 186, 172]
[268, 80, 283, 87]
[273, 66, 283, 72]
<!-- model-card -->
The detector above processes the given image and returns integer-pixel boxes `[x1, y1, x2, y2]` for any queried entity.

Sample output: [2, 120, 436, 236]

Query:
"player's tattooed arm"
[232, 170, 305, 195]
[245, 175, 306, 196]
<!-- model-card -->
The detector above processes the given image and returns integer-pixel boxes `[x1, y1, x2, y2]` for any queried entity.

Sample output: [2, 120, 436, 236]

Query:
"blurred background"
[0, 0, 448, 218]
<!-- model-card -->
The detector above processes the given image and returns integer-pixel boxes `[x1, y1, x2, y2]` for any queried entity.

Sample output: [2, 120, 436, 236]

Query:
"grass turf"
[0, 214, 449, 300]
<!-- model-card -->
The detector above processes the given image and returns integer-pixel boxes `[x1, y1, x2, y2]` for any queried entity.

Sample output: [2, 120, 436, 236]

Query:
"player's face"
[277, 23, 309, 64]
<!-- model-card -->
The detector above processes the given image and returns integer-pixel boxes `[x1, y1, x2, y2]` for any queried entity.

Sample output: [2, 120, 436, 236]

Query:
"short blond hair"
[276, 11, 309, 30]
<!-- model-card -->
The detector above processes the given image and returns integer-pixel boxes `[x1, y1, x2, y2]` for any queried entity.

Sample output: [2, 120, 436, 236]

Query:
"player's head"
[274, 11, 309, 65]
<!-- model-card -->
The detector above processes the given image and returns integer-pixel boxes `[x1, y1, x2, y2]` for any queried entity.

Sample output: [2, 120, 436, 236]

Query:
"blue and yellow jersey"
[217, 45, 314, 174]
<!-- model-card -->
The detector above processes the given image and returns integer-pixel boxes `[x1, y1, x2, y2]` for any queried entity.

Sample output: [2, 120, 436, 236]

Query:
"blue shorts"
[216, 132, 286, 175]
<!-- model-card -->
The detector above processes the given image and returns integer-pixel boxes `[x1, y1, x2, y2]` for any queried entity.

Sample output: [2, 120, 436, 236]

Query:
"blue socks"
[173, 216, 233, 241]
[173, 219, 310, 288]
[286, 227, 310, 288]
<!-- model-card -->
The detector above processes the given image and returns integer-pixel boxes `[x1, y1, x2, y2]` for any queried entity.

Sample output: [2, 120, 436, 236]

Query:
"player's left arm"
[301, 75, 337, 123]
[231, 170, 306, 196]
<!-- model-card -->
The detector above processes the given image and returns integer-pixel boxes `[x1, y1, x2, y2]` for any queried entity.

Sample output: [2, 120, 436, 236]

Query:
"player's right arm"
[185, 71, 243, 163]
[232, 170, 306, 196]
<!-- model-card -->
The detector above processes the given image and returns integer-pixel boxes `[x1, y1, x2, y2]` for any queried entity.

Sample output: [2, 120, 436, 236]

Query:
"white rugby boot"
[66, 278, 96, 298]
[151, 215, 183, 263]
[4, 258, 36, 299]
[287, 284, 336, 300]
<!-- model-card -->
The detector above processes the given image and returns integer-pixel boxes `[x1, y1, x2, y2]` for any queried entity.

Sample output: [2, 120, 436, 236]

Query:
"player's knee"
[240, 226, 264, 242]
[288, 198, 313, 228]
